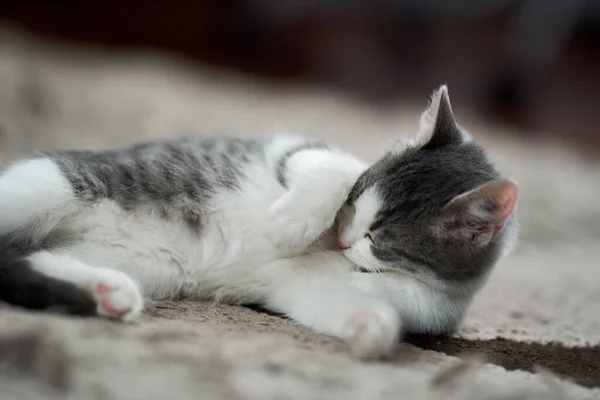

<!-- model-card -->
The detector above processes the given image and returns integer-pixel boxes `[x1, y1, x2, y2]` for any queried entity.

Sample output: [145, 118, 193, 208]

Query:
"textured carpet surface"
[0, 29, 598, 399]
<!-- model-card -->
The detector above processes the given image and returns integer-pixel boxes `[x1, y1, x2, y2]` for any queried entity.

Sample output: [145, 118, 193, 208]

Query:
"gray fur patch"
[48, 136, 265, 230]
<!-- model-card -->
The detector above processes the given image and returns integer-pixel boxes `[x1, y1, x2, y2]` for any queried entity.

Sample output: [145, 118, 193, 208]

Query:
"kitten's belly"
[61, 178, 285, 301]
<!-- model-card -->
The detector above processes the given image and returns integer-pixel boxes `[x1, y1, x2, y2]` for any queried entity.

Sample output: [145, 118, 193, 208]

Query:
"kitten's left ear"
[442, 179, 519, 247]
[415, 85, 467, 149]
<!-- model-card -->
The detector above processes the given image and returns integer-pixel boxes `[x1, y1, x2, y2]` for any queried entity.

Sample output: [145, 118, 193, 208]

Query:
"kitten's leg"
[267, 145, 366, 254]
[256, 253, 401, 359]
[25, 250, 144, 321]
[0, 158, 79, 242]
[0, 158, 102, 315]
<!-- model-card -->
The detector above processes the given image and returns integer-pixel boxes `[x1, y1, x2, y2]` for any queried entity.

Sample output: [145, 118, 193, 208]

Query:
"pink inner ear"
[494, 181, 519, 229]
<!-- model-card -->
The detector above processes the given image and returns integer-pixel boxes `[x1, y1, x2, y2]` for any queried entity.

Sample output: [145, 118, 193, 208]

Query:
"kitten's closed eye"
[364, 233, 374, 244]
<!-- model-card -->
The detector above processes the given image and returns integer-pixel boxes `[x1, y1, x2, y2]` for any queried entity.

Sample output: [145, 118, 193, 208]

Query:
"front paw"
[342, 302, 401, 359]
[266, 199, 330, 254]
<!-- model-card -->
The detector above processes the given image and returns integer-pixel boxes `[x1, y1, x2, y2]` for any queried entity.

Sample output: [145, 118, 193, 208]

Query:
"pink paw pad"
[95, 283, 129, 319]
[97, 283, 110, 294]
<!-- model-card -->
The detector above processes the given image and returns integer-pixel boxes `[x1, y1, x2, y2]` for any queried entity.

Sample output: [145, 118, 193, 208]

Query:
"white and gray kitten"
[0, 86, 518, 359]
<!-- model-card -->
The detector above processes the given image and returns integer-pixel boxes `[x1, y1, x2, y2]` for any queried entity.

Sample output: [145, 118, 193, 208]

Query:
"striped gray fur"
[48, 137, 269, 228]
[49, 137, 265, 206]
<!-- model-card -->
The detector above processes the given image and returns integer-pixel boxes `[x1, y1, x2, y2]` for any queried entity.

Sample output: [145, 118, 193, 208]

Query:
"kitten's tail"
[0, 248, 96, 316]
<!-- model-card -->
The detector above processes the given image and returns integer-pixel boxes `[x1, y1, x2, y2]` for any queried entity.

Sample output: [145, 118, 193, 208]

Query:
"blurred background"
[0, 0, 598, 154]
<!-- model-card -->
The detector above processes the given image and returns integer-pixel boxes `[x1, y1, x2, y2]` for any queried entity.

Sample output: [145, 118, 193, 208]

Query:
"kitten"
[0, 86, 518, 358]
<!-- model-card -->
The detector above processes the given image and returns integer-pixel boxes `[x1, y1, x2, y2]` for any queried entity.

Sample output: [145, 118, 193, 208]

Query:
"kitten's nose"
[336, 240, 350, 250]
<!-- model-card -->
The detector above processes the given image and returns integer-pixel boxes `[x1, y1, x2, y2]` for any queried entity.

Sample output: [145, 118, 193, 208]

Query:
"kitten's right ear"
[442, 179, 519, 247]
[414, 85, 467, 150]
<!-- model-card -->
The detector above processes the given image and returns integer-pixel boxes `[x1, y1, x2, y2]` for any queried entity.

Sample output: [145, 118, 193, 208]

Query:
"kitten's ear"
[442, 179, 519, 247]
[415, 85, 466, 149]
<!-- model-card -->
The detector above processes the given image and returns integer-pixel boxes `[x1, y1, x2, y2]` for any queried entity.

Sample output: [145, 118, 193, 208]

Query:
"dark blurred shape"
[489, 68, 530, 117]
[407, 334, 600, 390]
[0, 0, 598, 153]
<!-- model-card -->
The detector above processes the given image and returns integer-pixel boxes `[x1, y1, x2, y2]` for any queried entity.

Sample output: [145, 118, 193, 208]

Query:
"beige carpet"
[0, 28, 598, 400]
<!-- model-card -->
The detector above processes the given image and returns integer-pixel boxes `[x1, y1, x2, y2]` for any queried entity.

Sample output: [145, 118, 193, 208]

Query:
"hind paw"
[89, 271, 143, 322]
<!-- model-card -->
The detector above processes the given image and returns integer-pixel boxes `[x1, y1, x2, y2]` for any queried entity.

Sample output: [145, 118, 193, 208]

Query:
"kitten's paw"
[266, 200, 330, 254]
[343, 303, 401, 360]
[88, 271, 144, 322]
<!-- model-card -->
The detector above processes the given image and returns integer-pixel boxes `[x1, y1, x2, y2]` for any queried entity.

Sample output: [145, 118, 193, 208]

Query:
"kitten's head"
[338, 85, 518, 290]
